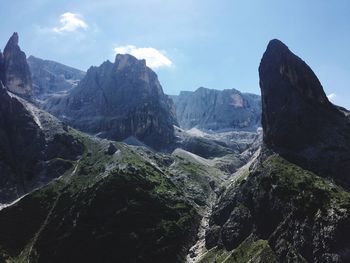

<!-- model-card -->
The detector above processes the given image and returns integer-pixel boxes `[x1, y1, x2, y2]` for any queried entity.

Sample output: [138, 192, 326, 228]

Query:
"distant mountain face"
[27, 56, 85, 99]
[43, 54, 177, 150]
[171, 87, 261, 131]
[0, 33, 32, 97]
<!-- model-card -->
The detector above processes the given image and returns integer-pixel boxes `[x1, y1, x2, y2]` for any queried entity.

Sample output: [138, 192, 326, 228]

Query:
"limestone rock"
[44, 54, 177, 150]
[259, 39, 350, 189]
[172, 87, 261, 131]
[27, 56, 85, 99]
[3, 33, 32, 97]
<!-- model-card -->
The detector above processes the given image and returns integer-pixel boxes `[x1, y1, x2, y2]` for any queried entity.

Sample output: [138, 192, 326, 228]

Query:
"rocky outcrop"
[259, 39, 350, 189]
[44, 54, 177, 150]
[27, 56, 85, 99]
[2, 33, 32, 97]
[172, 87, 261, 131]
[205, 40, 350, 263]
[0, 82, 83, 203]
[0, 34, 83, 204]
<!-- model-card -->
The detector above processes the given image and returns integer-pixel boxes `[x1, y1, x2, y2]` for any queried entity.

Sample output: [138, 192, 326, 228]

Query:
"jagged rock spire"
[3, 32, 32, 97]
[259, 39, 350, 189]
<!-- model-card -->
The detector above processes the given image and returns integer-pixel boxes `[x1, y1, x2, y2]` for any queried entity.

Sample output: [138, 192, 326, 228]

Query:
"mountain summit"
[44, 53, 177, 150]
[204, 39, 350, 263]
[1, 32, 32, 97]
[259, 39, 350, 188]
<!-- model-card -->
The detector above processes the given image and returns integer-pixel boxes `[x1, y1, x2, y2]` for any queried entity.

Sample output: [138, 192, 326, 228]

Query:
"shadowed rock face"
[259, 39, 350, 189]
[0, 34, 83, 203]
[205, 39, 350, 263]
[2, 33, 32, 97]
[44, 54, 177, 150]
[0, 82, 83, 203]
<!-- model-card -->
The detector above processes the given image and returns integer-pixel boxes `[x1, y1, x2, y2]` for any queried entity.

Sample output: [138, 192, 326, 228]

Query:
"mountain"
[44, 54, 177, 150]
[0, 33, 231, 262]
[0, 34, 83, 203]
[0, 32, 32, 97]
[27, 55, 85, 99]
[203, 40, 350, 262]
[171, 87, 261, 131]
[260, 39, 350, 189]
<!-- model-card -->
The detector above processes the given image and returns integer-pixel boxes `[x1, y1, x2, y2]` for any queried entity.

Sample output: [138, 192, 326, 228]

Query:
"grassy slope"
[205, 154, 350, 262]
[0, 129, 200, 263]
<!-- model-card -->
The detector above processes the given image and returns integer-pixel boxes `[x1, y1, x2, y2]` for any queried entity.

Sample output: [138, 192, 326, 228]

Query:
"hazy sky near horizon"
[1, 0, 350, 108]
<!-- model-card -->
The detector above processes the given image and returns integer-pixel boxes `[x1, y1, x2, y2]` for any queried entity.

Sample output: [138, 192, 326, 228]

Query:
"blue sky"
[1, 0, 350, 108]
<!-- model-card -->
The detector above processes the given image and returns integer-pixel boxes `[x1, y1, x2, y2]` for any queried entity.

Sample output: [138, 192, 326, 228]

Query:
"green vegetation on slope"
[198, 235, 277, 263]
[206, 154, 350, 262]
[0, 130, 200, 263]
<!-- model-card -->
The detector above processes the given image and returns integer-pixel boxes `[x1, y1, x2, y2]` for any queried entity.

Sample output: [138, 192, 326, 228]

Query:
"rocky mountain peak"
[2, 32, 32, 97]
[259, 39, 350, 188]
[44, 53, 177, 150]
[261, 39, 331, 107]
[4, 32, 19, 48]
[115, 53, 146, 70]
[259, 39, 340, 149]
[0, 50, 4, 85]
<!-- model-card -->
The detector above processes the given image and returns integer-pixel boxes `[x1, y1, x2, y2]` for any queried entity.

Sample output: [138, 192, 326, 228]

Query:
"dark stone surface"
[3, 33, 32, 97]
[205, 39, 350, 262]
[0, 83, 83, 203]
[44, 54, 177, 150]
[0, 34, 83, 203]
[259, 39, 350, 189]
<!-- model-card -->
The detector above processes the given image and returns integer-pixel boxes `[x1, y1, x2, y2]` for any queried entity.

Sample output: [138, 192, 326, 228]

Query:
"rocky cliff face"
[2, 33, 32, 97]
[260, 39, 350, 189]
[204, 40, 350, 263]
[172, 87, 261, 131]
[44, 54, 177, 150]
[0, 34, 83, 203]
[27, 56, 85, 99]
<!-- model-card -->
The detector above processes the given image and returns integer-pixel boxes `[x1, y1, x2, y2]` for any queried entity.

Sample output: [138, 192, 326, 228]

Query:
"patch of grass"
[198, 236, 277, 263]
[262, 155, 350, 213]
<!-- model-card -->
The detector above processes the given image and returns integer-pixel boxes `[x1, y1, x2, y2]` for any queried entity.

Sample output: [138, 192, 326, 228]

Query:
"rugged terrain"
[0, 34, 83, 204]
[172, 87, 261, 131]
[0, 33, 32, 97]
[203, 40, 350, 262]
[1, 31, 349, 263]
[43, 54, 177, 150]
[0, 32, 255, 263]
[28, 55, 85, 100]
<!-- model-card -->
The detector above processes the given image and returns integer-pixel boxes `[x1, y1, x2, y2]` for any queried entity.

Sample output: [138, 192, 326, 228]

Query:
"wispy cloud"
[327, 93, 336, 101]
[114, 45, 173, 69]
[53, 12, 88, 33]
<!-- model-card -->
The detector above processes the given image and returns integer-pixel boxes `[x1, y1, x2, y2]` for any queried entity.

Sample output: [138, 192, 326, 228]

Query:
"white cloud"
[53, 12, 88, 33]
[327, 93, 336, 101]
[114, 45, 173, 69]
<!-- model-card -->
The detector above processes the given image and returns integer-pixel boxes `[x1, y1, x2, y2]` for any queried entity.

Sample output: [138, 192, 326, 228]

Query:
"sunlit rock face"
[44, 54, 177, 150]
[27, 55, 85, 99]
[2, 33, 32, 97]
[172, 87, 261, 131]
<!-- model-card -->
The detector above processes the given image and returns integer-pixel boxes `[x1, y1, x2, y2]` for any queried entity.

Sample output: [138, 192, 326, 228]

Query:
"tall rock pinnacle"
[3, 32, 32, 97]
[259, 39, 350, 188]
